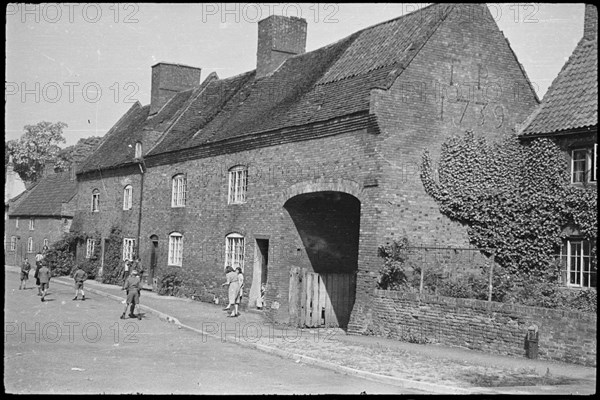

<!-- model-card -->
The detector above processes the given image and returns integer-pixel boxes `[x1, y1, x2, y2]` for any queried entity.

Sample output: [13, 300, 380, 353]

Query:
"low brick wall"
[349, 290, 596, 367]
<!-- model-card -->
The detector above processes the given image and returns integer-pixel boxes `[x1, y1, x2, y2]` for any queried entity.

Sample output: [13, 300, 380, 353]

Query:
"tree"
[420, 131, 597, 279]
[56, 136, 104, 167]
[6, 121, 68, 184]
[6, 122, 103, 185]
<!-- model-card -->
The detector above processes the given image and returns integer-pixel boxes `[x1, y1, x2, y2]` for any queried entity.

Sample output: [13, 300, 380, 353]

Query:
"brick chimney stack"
[584, 4, 597, 40]
[150, 63, 202, 115]
[256, 15, 307, 79]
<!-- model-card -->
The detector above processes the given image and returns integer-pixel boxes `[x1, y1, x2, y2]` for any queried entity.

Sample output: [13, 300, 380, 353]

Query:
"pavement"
[6, 265, 596, 395]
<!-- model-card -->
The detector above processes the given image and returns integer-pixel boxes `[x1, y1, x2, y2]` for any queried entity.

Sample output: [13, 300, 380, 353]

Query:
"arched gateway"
[282, 179, 362, 329]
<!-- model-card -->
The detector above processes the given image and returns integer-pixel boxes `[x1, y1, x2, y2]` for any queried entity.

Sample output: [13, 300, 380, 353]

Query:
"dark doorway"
[149, 235, 159, 289]
[284, 191, 360, 329]
[250, 239, 269, 309]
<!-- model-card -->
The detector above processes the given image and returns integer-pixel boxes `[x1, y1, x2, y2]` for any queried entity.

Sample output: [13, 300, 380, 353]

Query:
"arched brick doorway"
[284, 188, 360, 329]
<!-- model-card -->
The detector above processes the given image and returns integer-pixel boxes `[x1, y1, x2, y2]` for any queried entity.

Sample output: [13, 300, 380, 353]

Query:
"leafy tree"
[6, 121, 68, 184]
[6, 122, 103, 185]
[420, 131, 597, 280]
[56, 136, 104, 167]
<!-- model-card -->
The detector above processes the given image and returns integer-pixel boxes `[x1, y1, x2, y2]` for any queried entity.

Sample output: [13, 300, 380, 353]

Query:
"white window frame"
[228, 166, 248, 204]
[560, 239, 595, 288]
[10, 236, 17, 251]
[123, 185, 133, 210]
[171, 174, 187, 207]
[86, 238, 95, 259]
[122, 238, 136, 261]
[91, 189, 100, 212]
[593, 144, 597, 182]
[225, 233, 245, 271]
[29, 218, 35, 230]
[27, 237, 33, 253]
[135, 142, 143, 159]
[571, 147, 596, 184]
[43, 238, 49, 247]
[168, 233, 183, 266]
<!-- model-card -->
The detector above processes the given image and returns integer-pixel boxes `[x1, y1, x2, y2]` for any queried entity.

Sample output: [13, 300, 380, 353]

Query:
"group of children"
[18, 253, 142, 320]
[19, 254, 51, 302]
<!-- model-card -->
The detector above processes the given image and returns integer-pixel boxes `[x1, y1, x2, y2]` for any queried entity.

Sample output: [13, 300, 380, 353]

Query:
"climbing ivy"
[44, 230, 101, 278]
[420, 131, 597, 282]
[99, 225, 126, 285]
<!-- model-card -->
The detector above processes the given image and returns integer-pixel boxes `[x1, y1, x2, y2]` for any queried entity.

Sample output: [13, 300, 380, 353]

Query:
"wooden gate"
[289, 267, 356, 328]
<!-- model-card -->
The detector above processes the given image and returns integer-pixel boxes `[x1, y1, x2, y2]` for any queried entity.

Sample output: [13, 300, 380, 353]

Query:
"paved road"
[4, 272, 421, 394]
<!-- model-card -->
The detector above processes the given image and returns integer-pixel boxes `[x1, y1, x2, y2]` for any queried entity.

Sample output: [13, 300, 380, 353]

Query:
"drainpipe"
[136, 159, 146, 261]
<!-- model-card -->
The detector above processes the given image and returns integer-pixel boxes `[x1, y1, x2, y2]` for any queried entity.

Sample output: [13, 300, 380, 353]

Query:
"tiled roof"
[80, 3, 459, 166]
[519, 37, 598, 136]
[78, 89, 195, 173]
[8, 172, 77, 217]
[148, 3, 452, 155]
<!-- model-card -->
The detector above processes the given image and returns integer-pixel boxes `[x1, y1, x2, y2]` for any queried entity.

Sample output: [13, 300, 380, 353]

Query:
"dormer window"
[135, 142, 143, 159]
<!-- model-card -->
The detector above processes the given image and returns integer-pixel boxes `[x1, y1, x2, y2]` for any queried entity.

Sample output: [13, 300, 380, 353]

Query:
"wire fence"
[399, 245, 497, 301]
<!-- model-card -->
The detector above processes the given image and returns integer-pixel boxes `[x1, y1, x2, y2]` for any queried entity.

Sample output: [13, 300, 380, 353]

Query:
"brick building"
[4, 155, 27, 249]
[5, 165, 77, 265]
[73, 4, 539, 327]
[519, 4, 597, 289]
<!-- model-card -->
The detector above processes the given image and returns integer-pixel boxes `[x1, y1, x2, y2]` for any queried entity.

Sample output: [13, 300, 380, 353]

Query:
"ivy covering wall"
[416, 131, 597, 311]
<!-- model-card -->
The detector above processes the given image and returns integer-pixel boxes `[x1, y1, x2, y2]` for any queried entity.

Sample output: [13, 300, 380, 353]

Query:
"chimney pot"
[150, 63, 202, 115]
[256, 15, 307, 79]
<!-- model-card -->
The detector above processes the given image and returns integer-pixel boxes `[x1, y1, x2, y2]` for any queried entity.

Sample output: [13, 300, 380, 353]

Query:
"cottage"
[519, 4, 597, 288]
[73, 3, 539, 327]
[5, 164, 77, 264]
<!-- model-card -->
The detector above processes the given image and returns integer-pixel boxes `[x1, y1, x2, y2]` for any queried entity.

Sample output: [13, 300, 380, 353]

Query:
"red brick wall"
[352, 290, 596, 367]
[349, 3, 540, 331]
[4, 216, 69, 262]
[73, 165, 143, 264]
[139, 129, 374, 323]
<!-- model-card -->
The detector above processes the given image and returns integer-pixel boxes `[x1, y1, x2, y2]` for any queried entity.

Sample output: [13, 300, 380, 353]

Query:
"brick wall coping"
[373, 289, 597, 322]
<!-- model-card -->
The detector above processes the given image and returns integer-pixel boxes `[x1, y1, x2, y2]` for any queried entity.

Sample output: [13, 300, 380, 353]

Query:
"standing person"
[234, 267, 244, 317]
[35, 251, 44, 266]
[19, 257, 31, 290]
[121, 259, 131, 289]
[133, 257, 144, 287]
[121, 270, 142, 320]
[221, 266, 240, 317]
[34, 260, 43, 296]
[38, 263, 51, 302]
[72, 266, 88, 301]
[34, 252, 43, 295]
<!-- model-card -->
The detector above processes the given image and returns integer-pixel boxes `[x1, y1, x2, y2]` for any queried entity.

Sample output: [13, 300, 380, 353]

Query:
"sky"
[5, 3, 586, 147]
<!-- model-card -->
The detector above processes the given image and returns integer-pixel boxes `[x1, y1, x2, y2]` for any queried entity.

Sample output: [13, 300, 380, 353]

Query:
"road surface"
[4, 271, 421, 394]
